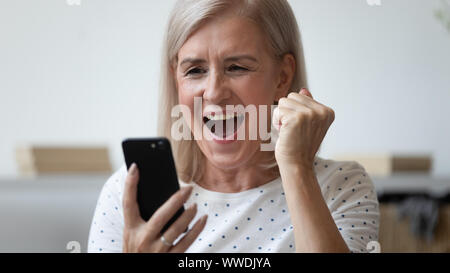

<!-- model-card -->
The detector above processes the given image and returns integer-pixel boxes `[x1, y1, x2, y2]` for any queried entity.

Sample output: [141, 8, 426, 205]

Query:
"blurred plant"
[434, 0, 450, 32]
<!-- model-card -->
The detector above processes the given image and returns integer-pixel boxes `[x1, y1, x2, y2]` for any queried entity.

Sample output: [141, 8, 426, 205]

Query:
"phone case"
[122, 137, 185, 234]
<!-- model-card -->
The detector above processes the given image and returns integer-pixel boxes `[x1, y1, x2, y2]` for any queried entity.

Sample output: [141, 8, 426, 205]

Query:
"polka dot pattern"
[87, 157, 380, 253]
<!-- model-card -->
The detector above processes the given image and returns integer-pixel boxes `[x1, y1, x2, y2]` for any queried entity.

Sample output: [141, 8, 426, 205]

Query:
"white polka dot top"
[87, 157, 379, 253]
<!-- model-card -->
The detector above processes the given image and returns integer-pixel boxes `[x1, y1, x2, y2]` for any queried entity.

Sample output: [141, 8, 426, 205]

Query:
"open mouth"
[203, 112, 245, 139]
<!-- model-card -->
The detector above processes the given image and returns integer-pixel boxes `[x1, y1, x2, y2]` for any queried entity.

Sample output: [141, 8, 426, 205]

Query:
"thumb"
[300, 88, 313, 99]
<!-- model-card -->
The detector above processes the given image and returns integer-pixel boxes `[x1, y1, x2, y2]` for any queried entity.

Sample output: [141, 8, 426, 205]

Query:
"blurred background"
[0, 0, 449, 252]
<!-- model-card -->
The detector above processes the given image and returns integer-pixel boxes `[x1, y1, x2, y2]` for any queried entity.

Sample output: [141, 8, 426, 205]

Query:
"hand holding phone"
[121, 138, 207, 252]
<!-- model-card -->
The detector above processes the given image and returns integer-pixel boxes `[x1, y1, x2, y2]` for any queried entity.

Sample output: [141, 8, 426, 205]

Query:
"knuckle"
[146, 223, 158, 236]
[328, 107, 335, 120]
[149, 213, 163, 227]
[173, 189, 186, 201]
[122, 197, 133, 211]
[293, 112, 305, 123]
[320, 107, 334, 122]
[161, 193, 181, 210]
[287, 92, 298, 100]
[303, 108, 314, 118]
[278, 97, 288, 106]
[317, 107, 326, 115]
[172, 224, 184, 235]
[317, 108, 328, 120]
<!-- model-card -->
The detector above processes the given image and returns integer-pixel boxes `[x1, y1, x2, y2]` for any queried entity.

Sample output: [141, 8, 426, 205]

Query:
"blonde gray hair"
[157, 0, 308, 183]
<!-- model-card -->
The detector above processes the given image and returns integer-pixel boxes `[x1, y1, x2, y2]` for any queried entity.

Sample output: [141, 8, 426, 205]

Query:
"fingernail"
[189, 203, 197, 210]
[201, 214, 208, 223]
[129, 163, 137, 176]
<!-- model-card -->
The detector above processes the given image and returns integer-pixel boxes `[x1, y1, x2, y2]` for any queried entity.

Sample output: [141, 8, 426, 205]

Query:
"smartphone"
[122, 137, 184, 234]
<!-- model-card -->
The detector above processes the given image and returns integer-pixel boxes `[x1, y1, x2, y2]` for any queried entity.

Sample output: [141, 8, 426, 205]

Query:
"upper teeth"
[205, 113, 241, 121]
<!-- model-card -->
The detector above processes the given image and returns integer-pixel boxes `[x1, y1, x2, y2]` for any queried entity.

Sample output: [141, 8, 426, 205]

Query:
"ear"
[274, 53, 296, 101]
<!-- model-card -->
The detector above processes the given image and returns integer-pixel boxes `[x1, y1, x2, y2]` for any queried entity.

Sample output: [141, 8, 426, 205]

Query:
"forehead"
[178, 15, 269, 59]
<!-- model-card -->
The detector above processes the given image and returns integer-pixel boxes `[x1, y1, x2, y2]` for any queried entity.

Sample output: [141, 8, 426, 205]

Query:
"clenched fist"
[273, 88, 335, 170]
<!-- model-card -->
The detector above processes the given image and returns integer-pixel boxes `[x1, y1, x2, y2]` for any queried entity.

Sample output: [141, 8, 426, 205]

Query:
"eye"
[228, 65, 248, 72]
[185, 67, 207, 76]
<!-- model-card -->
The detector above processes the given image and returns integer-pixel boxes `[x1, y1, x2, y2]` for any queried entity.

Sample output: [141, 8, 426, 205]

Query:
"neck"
[196, 152, 280, 193]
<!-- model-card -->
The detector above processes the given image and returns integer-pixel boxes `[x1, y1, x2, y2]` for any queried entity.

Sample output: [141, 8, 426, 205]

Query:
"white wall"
[0, 0, 449, 177]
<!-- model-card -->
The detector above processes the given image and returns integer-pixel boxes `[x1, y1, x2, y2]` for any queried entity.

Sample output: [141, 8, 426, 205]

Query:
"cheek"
[177, 78, 203, 133]
[178, 89, 192, 107]
[178, 76, 203, 95]
[235, 73, 278, 106]
[236, 73, 278, 133]
[177, 77, 198, 108]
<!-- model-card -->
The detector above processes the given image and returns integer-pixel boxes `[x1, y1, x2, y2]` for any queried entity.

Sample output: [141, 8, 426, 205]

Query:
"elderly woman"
[88, 0, 379, 253]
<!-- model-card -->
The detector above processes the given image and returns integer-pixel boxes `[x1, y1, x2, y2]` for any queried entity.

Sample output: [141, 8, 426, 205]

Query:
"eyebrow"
[224, 55, 259, 63]
[179, 58, 206, 67]
[179, 54, 259, 67]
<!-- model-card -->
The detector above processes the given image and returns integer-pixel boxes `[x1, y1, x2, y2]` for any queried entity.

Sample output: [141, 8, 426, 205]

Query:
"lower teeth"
[208, 117, 240, 138]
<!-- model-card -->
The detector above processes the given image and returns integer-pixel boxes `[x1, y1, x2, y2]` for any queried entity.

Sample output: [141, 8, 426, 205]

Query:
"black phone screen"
[122, 137, 184, 234]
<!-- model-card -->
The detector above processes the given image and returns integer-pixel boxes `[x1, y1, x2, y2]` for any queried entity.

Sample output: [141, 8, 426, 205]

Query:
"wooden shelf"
[372, 175, 450, 198]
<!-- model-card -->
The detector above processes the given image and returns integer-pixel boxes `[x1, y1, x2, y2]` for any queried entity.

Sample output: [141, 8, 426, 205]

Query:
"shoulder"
[313, 156, 377, 208]
[313, 157, 380, 253]
[314, 156, 370, 187]
[100, 164, 128, 203]
[107, 164, 128, 186]
[88, 165, 127, 253]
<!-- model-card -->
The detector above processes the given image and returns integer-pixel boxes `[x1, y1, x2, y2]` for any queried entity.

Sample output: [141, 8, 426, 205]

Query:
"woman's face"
[175, 15, 288, 170]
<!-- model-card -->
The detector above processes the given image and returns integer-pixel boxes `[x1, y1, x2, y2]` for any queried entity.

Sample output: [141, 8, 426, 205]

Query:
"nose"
[202, 69, 231, 104]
